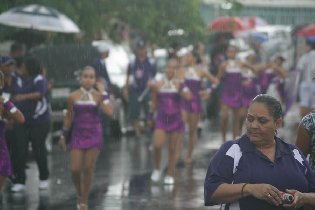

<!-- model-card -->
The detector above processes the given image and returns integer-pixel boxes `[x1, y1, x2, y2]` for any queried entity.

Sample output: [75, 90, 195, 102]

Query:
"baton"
[138, 87, 150, 102]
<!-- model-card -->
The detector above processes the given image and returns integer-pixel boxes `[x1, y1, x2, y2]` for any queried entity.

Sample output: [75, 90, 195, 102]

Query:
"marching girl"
[216, 45, 255, 142]
[180, 49, 219, 165]
[58, 66, 113, 210]
[149, 58, 191, 185]
[0, 71, 24, 190]
[239, 52, 259, 133]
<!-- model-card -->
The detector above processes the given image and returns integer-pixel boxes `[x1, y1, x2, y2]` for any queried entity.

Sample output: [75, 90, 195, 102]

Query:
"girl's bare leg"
[70, 149, 84, 204]
[80, 148, 100, 209]
[220, 104, 229, 142]
[185, 113, 199, 166]
[153, 129, 167, 170]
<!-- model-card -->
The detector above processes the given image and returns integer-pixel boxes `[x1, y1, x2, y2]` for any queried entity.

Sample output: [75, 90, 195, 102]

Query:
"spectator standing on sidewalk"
[9, 42, 26, 76]
[295, 109, 315, 173]
[92, 43, 112, 138]
[10, 57, 51, 192]
[296, 40, 315, 118]
[124, 40, 156, 137]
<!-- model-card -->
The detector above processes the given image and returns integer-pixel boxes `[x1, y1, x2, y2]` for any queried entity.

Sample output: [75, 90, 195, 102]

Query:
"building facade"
[201, 0, 315, 26]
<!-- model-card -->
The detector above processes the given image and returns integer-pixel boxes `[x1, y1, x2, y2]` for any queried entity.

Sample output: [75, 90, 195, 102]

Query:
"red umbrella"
[209, 17, 244, 32]
[242, 16, 268, 29]
[296, 24, 315, 38]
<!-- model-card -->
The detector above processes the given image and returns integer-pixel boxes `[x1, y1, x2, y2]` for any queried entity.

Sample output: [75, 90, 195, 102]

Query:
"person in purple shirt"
[216, 45, 255, 142]
[148, 58, 191, 185]
[9, 57, 51, 192]
[124, 40, 156, 137]
[0, 71, 25, 191]
[204, 94, 315, 210]
[179, 49, 219, 166]
[58, 66, 113, 210]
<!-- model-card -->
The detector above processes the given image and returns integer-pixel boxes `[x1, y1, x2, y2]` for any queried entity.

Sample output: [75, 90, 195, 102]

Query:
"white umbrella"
[0, 4, 80, 33]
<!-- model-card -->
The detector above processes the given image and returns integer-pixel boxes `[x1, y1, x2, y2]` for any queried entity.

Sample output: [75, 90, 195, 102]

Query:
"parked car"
[29, 42, 134, 138]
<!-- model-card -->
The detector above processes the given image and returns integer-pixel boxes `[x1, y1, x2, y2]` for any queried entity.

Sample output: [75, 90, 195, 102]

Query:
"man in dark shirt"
[92, 43, 112, 92]
[124, 40, 156, 137]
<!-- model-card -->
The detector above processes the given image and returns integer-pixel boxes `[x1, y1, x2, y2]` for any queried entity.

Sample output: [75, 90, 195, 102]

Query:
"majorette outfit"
[259, 68, 275, 94]
[0, 99, 19, 177]
[221, 60, 242, 108]
[155, 78, 185, 132]
[241, 68, 258, 108]
[69, 88, 103, 149]
[181, 67, 202, 114]
[0, 121, 11, 177]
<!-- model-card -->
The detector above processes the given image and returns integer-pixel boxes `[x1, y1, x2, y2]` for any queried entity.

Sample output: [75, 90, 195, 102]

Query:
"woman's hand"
[199, 89, 210, 101]
[58, 137, 67, 151]
[283, 190, 304, 209]
[123, 86, 129, 102]
[246, 184, 282, 206]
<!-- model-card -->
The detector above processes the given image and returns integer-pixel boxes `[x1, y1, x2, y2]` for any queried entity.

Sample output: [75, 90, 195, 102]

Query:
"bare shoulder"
[153, 79, 164, 91]
[68, 90, 81, 102]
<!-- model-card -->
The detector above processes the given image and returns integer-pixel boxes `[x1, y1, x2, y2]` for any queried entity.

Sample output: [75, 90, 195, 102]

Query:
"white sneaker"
[163, 175, 174, 185]
[39, 180, 49, 190]
[151, 169, 161, 182]
[11, 184, 26, 192]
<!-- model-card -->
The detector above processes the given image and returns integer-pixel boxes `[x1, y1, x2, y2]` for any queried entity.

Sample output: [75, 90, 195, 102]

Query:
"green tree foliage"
[0, 0, 206, 46]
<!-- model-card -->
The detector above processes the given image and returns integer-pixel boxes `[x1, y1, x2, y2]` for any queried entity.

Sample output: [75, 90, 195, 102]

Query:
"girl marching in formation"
[58, 66, 113, 210]
[149, 58, 191, 184]
[216, 45, 258, 142]
[179, 49, 219, 165]
[0, 71, 25, 190]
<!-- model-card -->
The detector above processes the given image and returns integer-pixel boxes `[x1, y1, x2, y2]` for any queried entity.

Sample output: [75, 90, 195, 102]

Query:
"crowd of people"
[0, 34, 314, 210]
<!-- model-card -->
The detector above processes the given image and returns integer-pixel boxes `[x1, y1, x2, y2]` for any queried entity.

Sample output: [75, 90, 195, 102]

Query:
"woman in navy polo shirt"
[204, 94, 315, 210]
[10, 57, 51, 192]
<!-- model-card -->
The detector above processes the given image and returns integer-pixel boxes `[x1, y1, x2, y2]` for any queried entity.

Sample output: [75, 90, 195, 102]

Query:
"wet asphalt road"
[0, 104, 300, 210]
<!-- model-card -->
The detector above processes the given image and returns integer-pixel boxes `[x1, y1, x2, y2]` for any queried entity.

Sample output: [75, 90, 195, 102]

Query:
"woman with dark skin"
[204, 94, 315, 210]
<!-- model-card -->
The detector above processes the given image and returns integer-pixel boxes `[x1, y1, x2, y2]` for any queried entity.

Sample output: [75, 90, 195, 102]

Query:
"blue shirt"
[92, 57, 111, 88]
[127, 57, 156, 93]
[0, 72, 22, 100]
[13, 74, 50, 124]
[204, 135, 315, 210]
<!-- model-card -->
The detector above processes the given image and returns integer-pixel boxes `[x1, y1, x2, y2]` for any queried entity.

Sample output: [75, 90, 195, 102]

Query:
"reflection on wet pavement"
[0, 125, 227, 210]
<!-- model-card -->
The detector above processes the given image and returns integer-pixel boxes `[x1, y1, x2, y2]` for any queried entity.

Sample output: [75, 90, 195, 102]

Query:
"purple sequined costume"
[241, 69, 258, 107]
[221, 60, 242, 108]
[70, 101, 103, 150]
[259, 69, 275, 94]
[0, 121, 12, 177]
[181, 67, 202, 114]
[155, 78, 184, 132]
